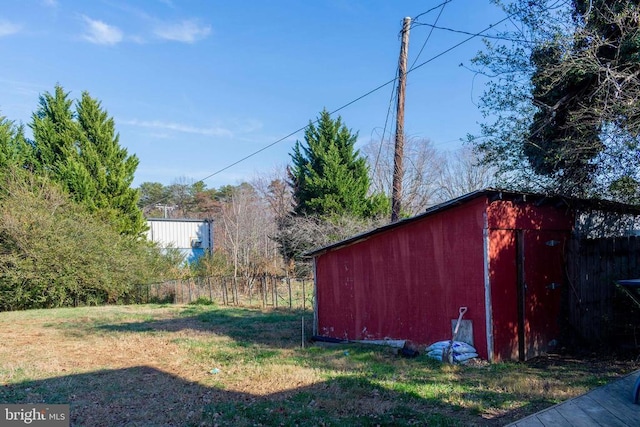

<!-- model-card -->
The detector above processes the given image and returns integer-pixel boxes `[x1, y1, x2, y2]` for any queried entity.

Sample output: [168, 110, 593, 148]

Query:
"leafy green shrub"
[189, 297, 215, 306]
[0, 169, 177, 311]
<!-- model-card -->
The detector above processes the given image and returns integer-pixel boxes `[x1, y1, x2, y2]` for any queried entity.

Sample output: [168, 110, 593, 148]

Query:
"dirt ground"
[1, 307, 323, 425]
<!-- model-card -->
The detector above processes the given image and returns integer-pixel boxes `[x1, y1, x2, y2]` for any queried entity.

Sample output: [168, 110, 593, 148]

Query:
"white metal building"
[146, 218, 214, 264]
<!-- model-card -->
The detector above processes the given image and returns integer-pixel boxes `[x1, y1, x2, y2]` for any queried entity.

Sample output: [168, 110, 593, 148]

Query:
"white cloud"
[154, 20, 210, 43]
[0, 20, 21, 37]
[42, 0, 58, 7]
[81, 16, 123, 45]
[123, 119, 233, 138]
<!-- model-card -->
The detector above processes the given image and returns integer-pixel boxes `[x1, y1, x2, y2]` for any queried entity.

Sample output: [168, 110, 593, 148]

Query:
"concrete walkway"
[506, 370, 640, 426]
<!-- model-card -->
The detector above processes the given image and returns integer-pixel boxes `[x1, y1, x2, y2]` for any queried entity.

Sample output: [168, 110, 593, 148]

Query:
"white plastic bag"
[425, 340, 476, 355]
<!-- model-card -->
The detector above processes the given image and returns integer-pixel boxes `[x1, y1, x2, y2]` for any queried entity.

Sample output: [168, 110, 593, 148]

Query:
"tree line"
[5, 0, 638, 309]
[139, 109, 496, 277]
[1, 88, 492, 311]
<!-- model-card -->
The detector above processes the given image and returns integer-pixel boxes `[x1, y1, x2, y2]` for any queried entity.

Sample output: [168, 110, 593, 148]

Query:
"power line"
[407, 14, 513, 75]
[371, 73, 397, 179]
[411, 21, 532, 44]
[410, 1, 450, 69]
[412, 0, 452, 22]
[144, 11, 516, 209]
[374, 2, 450, 183]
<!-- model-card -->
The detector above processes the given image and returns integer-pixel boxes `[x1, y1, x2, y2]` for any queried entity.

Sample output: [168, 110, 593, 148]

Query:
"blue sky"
[0, 0, 509, 188]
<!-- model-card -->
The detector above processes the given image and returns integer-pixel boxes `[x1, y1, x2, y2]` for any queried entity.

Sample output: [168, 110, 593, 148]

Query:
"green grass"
[0, 304, 637, 426]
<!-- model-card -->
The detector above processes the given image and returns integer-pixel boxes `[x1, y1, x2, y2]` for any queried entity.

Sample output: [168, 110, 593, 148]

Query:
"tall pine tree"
[31, 85, 77, 174]
[76, 91, 145, 235]
[30, 85, 145, 236]
[289, 109, 388, 218]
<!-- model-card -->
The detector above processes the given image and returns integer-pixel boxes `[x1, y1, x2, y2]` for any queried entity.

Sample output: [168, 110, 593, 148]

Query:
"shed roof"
[305, 188, 640, 257]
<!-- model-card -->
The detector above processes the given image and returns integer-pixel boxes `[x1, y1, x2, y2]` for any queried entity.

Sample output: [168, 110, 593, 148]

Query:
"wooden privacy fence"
[133, 275, 314, 310]
[566, 236, 640, 347]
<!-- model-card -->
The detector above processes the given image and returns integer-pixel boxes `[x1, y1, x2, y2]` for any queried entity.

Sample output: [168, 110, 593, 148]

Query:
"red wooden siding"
[487, 200, 573, 361]
[487, 200, 573, 230]
[488, 229, 519, 361]
[521, 230, 567, 359]
[314, 194, 576, 362]
[315, 197, 489, 358]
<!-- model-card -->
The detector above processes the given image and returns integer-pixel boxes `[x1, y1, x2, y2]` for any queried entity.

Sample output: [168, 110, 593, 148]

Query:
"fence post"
[222, 277, 227, 305]
[273, 276, 278, 308]
[174, 280, 178, 304]
[233, 276, 239, 305]
[287, 277, 292, 309]
[208, 276, 213, 303]
[302, 279, 306, 310]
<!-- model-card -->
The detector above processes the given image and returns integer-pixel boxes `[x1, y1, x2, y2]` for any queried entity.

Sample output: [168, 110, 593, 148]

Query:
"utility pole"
[391, 17, 410, 223]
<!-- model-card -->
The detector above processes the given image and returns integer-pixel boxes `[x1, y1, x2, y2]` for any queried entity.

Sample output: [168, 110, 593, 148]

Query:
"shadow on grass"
[0, 364, 536, 427]
[93, 305, 313, 349]
[20, 306, 637, 425]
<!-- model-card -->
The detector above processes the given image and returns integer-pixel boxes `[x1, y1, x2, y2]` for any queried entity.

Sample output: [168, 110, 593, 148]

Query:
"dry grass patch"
[1, 304, 638, 426]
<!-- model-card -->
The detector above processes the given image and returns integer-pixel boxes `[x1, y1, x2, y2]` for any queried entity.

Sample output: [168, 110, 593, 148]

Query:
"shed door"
[517, 229, 567, 361]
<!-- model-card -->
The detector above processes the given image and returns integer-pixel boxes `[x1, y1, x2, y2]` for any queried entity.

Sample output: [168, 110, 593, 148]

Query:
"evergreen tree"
[0, 115, 32, 172]
[289, 109, 388, 218]
[76, 91, 145, 235]
[30, 85, 77, 174]
[138, 182, 169, 208]
[30, 84, 145, 236]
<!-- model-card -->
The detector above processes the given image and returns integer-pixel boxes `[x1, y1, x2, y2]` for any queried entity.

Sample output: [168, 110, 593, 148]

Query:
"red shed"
[307, 189, 577, 362]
